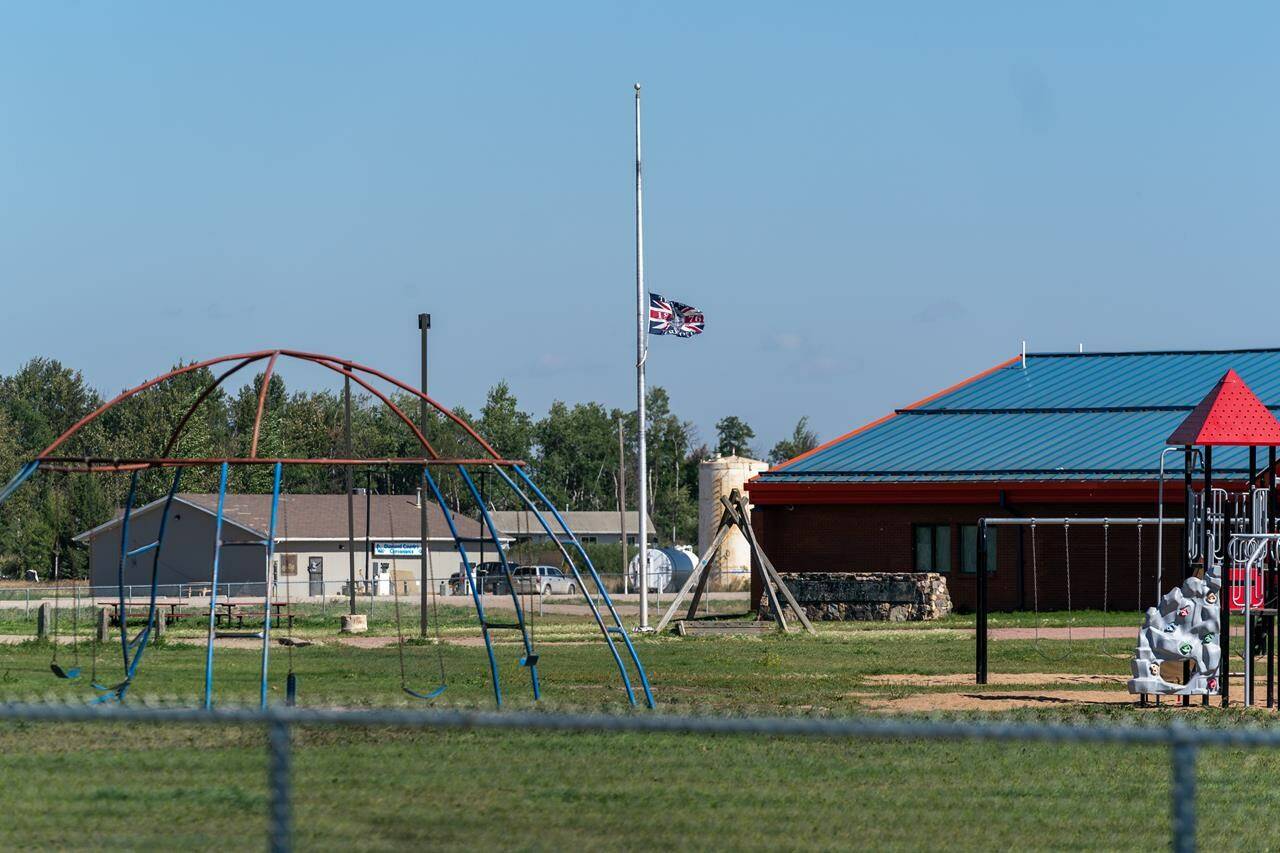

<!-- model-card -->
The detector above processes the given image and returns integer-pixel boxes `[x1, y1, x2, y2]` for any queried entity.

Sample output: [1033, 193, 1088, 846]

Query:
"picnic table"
[98, 598, 192, 626]
[95, 597, 293, 631]
[213, 599, 293, 630]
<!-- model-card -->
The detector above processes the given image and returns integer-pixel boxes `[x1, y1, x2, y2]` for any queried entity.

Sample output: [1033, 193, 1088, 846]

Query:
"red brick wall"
[751, 501, 1185, 612]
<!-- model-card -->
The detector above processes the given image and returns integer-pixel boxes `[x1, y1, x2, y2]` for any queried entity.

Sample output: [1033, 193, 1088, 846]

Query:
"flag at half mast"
[648, 293, 705, 338]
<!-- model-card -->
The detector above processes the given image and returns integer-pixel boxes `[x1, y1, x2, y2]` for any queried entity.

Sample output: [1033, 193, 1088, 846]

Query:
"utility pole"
[618, 416, 627, 594]
[673, 454, 678, 544]
[418, 312, 431, 634]
[634, 82, 650, 630]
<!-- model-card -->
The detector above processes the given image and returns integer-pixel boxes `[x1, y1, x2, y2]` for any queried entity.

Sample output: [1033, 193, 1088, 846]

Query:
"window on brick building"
[960, 525, 997, 573]
[913, 524, 951, 572]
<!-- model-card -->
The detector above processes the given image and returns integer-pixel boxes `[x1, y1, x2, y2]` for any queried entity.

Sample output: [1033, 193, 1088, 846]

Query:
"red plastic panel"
[1229, 566, 1265, 611]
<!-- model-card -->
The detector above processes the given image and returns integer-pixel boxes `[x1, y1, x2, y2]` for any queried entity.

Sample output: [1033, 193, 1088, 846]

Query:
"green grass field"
[2, 612, 1278, 850]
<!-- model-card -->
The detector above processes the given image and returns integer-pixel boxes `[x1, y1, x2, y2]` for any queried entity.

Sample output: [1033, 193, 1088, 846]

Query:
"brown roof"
[77, 493, 491, 542]
[489, 510, 655, 537]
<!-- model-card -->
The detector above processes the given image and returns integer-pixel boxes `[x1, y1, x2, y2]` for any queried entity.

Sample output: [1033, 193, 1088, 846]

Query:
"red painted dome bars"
[33, 349, 506, 472]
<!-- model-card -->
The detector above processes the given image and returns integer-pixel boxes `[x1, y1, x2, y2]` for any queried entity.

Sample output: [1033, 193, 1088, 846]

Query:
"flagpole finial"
[634, 82, 641, 92]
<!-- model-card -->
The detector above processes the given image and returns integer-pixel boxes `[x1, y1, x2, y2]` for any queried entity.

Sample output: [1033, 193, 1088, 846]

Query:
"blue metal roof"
[762, 349, 1280, 483]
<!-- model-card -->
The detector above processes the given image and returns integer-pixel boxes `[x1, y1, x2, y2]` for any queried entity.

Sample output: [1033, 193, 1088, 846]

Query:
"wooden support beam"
[729, 492, 816, 635]
[655, 488, 816, 636]
[655, 514, 735, 633]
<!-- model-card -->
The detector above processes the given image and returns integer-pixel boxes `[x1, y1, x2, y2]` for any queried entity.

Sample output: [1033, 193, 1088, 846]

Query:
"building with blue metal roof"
[746, 348, 1280, 612]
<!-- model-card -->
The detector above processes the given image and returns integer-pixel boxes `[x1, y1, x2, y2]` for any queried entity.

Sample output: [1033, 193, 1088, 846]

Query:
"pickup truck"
[447, 561, 519, 595]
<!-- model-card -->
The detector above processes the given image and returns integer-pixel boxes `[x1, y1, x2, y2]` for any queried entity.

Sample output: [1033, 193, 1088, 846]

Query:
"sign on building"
[373, 542, 422, 557]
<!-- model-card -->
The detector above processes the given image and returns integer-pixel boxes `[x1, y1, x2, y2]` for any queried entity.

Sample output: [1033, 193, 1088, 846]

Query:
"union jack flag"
[648, 292, 705, 338]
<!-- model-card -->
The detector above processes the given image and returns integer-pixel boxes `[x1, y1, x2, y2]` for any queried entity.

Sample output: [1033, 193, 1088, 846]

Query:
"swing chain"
[1030, 521, 1039, 621]
[1101, 520, 1109, 642]
[1064, 520, 1072, 643]
[1102, 520, 1109, 616]
[1136, 522, 1144, 611]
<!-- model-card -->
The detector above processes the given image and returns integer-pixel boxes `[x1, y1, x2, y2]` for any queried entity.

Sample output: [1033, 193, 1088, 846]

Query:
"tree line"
[0, 358, 818, 578]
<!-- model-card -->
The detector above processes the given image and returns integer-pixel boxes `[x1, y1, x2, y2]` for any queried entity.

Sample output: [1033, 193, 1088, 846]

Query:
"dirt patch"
[334, 635, 400, 649]
[861, 689, 1138, 712]
[335, 635, 599, 649]
[865, 672, 1127, 687]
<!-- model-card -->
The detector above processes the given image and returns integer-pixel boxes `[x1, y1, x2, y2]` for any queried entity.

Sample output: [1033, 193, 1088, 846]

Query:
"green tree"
[478, 382, 534, 463]
[0, 358, 104, 456]
[0, 353, 744, 574]
[420, 402, 482, 513]
[474, 382, 535, 509]
[534, 401, 618, 511]
[97, 362, 231, 497]
[714, 415, 756, 458]
[227, 372, 289, 493]
[0, 359, 109, 577]
[280, 389, 344, 495]
[769, 416, 820, 464]
[643, 387, 698, 545]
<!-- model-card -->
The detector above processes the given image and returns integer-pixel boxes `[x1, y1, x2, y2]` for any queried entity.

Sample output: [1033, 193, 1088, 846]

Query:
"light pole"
[418, 313, 431, 634]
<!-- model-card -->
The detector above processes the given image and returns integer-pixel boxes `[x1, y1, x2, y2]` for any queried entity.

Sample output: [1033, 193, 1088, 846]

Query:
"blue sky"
[2, 3, 1279, 454]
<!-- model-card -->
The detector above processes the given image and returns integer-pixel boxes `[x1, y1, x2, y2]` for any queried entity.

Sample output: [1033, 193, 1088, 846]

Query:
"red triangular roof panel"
[1167, 369, 1280, 446]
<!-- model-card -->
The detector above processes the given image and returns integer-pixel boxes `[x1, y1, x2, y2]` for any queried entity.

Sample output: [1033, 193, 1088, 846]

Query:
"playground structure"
[975, 368, 1280, 708]
[0, 349, 654, 709]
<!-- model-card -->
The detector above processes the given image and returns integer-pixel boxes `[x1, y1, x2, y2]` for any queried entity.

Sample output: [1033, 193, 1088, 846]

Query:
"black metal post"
[1250, 446, 1259, 707]
[976, 521, 988, 684]
[365, 472, 372, 604]
[1270, 445, 1277, 708]
[344, 376, 357, 615]
[418, 312, 431, 636]
[1183, 447, 1193, 707]
[1209, 448, 1228, 706]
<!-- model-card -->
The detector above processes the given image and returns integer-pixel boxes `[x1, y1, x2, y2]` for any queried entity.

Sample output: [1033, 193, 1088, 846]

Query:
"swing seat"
[50, 663, 80, 680]
[89, 680, 130, 704]
[92, 678, 129, 694]
[285, 671, 298, 707]
[403, 684, 447, 701]
[519, 654, 540, 667]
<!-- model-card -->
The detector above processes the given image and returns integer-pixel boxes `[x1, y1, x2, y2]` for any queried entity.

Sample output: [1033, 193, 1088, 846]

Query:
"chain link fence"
[0, 579, 748, 639]
[0, 702, 1268, 852]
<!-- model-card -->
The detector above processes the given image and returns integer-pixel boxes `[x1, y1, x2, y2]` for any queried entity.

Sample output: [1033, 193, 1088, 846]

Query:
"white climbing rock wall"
[1128, 568, 1222, 695]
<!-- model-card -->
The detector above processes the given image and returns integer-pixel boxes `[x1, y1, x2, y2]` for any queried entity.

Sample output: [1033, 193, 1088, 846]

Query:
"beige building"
[75, 492, 506, 597]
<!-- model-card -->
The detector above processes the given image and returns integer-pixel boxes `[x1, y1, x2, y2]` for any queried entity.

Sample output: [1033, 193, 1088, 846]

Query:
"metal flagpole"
[634, 82, 650, 631]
